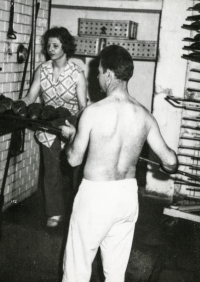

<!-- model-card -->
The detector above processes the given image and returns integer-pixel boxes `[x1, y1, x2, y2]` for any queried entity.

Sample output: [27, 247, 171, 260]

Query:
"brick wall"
[0, 0, 49, 210]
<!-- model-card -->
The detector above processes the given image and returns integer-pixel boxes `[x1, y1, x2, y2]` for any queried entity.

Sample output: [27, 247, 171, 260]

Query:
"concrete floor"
[0, 187, 200, 282]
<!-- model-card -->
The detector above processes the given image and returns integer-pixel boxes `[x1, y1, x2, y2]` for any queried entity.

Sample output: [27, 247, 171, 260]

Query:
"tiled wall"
[0, 0, 49, 210]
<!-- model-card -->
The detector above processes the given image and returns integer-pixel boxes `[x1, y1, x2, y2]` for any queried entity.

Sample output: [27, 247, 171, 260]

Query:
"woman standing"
[22, 27, 87, 227]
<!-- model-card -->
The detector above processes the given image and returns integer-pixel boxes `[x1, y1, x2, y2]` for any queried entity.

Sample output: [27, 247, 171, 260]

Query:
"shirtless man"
[60, 45, 178, 282]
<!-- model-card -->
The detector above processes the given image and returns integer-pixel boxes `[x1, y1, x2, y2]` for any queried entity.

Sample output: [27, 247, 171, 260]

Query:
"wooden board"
[163, 207, 200, 223]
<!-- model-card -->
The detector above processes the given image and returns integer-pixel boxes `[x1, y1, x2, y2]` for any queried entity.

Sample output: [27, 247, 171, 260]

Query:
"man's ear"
[106, 69, 114, 79]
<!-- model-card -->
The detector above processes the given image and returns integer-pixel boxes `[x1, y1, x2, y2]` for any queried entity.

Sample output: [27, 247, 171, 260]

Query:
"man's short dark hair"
[43, 26, 76, 58]
[99, 45, 134, 81]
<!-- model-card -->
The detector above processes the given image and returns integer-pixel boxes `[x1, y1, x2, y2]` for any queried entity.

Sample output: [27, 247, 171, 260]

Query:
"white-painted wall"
[146, 0, 191, 200]
[51, 0, 161, 110]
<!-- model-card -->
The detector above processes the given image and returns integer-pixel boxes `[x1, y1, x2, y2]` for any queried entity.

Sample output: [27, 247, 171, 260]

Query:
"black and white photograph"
[0, 0, 200, 281]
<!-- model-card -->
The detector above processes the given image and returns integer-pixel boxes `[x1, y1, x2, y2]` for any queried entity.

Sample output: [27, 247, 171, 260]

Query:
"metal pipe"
[182, 116, 200, 122]
[181, 125, 200, 131]
[178, 153, 200, 160]
[180, 136, 200, 141]
[30, 0, 37, 83]
[178, 145, 200, 150]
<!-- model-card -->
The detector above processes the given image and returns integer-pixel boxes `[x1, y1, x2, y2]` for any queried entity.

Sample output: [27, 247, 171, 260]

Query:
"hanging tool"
[19, 1, 40, 99]
[7, 0, 17, 39]
[30, 0, 37, 83]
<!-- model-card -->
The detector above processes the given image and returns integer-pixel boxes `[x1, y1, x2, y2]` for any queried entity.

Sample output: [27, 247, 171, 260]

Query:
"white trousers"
[62, 178, 139, 282]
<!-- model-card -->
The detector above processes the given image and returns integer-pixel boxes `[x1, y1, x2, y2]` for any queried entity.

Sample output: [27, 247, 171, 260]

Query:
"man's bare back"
[83, 93, 152, 181]
[61, 44, 177, 182]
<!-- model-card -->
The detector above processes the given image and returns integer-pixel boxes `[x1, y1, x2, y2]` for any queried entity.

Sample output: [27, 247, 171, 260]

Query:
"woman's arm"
[22, 65, 41, 105]
[76, 71, 87, 110]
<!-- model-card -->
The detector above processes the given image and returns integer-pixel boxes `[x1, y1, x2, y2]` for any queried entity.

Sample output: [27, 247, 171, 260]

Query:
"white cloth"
[62, 178, 139, 282]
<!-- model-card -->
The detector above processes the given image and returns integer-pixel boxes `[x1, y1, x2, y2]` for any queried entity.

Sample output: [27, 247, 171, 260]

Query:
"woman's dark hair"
[99, 45, 134, 81]
[43, 26, 76, 58]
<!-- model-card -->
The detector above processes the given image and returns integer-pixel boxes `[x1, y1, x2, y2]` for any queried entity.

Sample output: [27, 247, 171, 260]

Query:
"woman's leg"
[41, 138, 72, 218]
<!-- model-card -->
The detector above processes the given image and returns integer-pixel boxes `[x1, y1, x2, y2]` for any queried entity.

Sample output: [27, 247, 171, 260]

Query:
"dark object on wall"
[183, 42, 200, 51]
[12, 100, 27, 117]
[188, 3, 200, 11]
[7, 0, 17, 39]
[188, 78, 200, 83]
[27, 103, 43, 119]
[165, 95, 200, 111]
[182, 52, 200, 63]
[190, 68, 200, 73]
[74, 36, 157, 61]
[17, 44, 28, 64]
[0, 97, 14, 113]
[183, 33, 200, 42]
[18, 1, 40, 99]
[182, 21, 200, 31]
[41, 105, 57, 121]
[187, 87, 200, 93]
[30, 0, 38, 83]
[78, 18, 138, 39]
[186, 14, 200, 21]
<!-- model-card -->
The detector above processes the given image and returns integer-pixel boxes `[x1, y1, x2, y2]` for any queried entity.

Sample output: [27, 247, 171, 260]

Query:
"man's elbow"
[67, 154, 82, 167]
[161, 152, 178, 174]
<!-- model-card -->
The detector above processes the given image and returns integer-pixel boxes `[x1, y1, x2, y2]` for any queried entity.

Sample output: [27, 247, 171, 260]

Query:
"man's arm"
[60, 107, 92, 167]
[147, 116, 178, 174]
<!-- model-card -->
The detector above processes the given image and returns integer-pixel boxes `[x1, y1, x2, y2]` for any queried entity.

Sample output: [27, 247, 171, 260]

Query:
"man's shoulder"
[80, 100, 105, 122]
[130, 98, 151, 117]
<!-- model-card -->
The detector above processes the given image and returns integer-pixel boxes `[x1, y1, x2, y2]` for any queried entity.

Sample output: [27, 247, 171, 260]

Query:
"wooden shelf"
[52, 0, 162, 13]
